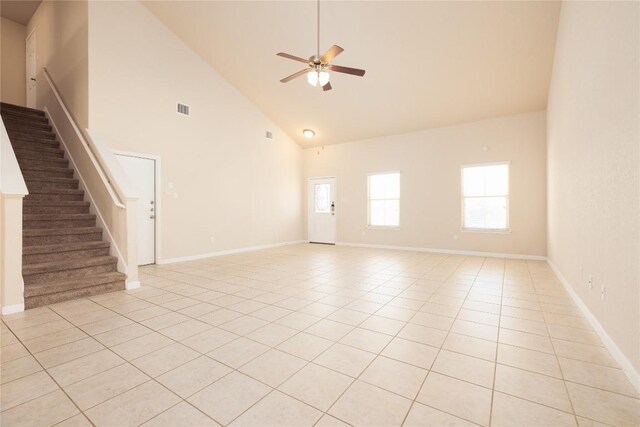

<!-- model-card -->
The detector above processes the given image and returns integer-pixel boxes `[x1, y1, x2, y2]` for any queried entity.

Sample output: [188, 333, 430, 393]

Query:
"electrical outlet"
[601, 285, 606, 300]
[587, 275, 593, 289]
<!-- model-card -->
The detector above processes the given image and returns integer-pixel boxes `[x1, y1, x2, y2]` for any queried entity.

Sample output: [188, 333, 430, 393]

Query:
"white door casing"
[115, 153, 156, 265]
[26, 30, 36, 108]
[308, 177, 337, 244]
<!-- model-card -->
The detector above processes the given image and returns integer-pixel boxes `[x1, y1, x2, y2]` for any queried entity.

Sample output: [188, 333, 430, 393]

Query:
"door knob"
[30, 78, 36, 82]
[150, 215, 155, 219]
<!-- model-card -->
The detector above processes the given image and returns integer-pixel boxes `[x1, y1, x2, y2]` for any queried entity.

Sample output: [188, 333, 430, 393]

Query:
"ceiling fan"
[276, 0, 365, 91]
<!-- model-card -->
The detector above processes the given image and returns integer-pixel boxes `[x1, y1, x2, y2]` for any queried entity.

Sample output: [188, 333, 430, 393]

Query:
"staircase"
[1, 102, 126, 309]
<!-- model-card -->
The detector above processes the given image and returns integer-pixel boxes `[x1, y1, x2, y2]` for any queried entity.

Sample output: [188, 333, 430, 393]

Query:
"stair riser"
[12, 141, 60, 151]
[25, 180, 79, 190]
[23, 247, 111, 265]
[0, 105, 47, 120]
[10, 135, 59, 145]
[2, 114, 49, 124]
[25, 281, 125, 309]
[7, 129, 56, 139]
[18, 158, 69, 168]
[1, 114, 48, 126]
[23, 232, 102, 246]
[0, 105, 46, 116]
[24, 219, 96, 229]
[15, 151, 65, 161]
[26, 193, 84, 202]
[14, 147, 64, 158]
[24, 262, 118, 285]
[23, 205, 90, 214]
[5, 122, 52, 132]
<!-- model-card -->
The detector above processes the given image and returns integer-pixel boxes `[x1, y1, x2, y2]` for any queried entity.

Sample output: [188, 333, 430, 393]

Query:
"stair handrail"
[41, 67, 133, 209]
[0, 116, 29, 196]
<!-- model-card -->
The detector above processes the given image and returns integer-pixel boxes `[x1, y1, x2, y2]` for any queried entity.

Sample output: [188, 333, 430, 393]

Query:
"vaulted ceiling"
[142, 1, 561, 147]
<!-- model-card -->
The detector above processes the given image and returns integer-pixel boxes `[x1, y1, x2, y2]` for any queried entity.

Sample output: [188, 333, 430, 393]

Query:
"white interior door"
[26, 31, 36, 108]
[308, 177, 337, 244]
[116, 154, 156, 265]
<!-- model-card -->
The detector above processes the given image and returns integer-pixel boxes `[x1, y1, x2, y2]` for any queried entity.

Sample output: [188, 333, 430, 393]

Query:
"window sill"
[367, 225, 401, 230]
[461, 228, 511, 234]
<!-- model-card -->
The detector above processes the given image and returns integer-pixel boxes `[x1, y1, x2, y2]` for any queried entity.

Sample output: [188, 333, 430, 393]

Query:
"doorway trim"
[307, 175, 338, 244]
[113, 149, 162, 264]
[25, 27, 37, 108]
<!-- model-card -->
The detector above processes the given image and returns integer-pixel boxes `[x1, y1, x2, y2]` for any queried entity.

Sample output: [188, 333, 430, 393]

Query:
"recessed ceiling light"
[303, 129, 315, 138]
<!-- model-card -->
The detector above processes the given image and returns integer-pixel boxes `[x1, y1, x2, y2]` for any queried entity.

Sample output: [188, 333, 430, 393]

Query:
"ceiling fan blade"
[277, 52, 310, 64]
[322, 82, 332, 91]
[280, 68, 310, 83]
[320, 45, 344, 64]
[328, 64, 366, 77]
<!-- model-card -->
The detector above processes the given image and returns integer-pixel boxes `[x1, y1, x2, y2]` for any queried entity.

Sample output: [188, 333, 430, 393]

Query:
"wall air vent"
[265, 131, 274, 140]
[177, 103, 190, 116]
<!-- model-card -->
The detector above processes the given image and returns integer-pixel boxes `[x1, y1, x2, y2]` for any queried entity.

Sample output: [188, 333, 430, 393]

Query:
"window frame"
[460, 161, 511, 233]
[367, 171, 401, 229]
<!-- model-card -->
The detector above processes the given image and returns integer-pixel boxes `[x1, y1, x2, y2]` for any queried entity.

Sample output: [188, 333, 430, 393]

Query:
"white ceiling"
[142, 1, 560, 147]
[0, 0, 41, 25]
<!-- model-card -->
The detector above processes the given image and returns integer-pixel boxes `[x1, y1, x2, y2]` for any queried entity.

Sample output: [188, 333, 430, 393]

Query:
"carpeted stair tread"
[24, 272, 126, 298]
[5, 120, 52, 131]
[23, 255, 117, 275]
[21, 165, 74, 177]
[7, 129, 57, 139]
[23, 200, 88, 207]
[23, 200, 90, 215]
[1, 102, 46, 116]
[23, 240, 110, 256]
[0, 110, 48, 123]
[23, 213, 95, 221]
[24, 177, 79, 185]
[13, 146, 64, 157]
[26, 188, 83, 196]
[23, 226, 102, 238]
[18, 155, 68, 166]
[1, 110, 49, 121]
[11, 140, 61, 150]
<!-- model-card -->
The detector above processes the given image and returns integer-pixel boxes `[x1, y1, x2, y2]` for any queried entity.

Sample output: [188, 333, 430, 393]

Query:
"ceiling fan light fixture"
[318, 70, 330, 86]
[303, 129, 315, 138]
[307, 70, 319, 86]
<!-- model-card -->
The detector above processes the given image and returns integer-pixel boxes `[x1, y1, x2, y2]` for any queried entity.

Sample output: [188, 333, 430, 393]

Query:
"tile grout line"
[487, 256, 506, 426]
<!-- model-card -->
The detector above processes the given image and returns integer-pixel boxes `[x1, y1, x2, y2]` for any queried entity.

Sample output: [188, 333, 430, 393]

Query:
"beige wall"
[1, 17, 26, 106]
[304, 111, 547, 256]
[87, 1, 304, 262]
[547, 2, 640, 373]
[27, 0, 88, 129]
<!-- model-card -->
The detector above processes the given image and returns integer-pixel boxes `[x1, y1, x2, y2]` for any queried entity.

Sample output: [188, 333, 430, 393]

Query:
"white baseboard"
[125, 280, 141, 290]
[157, 240, 307, 265]
[547, 258, 640, 393]
[2, 303, 25, 315]
[336, 241, 546, 260]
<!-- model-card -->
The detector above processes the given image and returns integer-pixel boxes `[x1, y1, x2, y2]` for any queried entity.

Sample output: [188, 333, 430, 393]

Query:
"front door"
[26, 31, 36, 108]
[115, 153, 156, 265]
[308, 177, 337, 244]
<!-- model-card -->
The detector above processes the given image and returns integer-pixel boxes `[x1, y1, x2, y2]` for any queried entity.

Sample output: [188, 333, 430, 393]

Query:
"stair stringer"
[43, 108, 136, 288]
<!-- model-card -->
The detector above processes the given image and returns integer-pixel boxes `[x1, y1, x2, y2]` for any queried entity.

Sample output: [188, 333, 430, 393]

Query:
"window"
[368, 172, 400, 227]
[462, 163, 509, 231]
[314, 183, 330, 213]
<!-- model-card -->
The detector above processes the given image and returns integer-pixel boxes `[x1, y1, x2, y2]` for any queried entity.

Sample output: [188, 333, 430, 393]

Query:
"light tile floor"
[1, 244, 639, 426]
